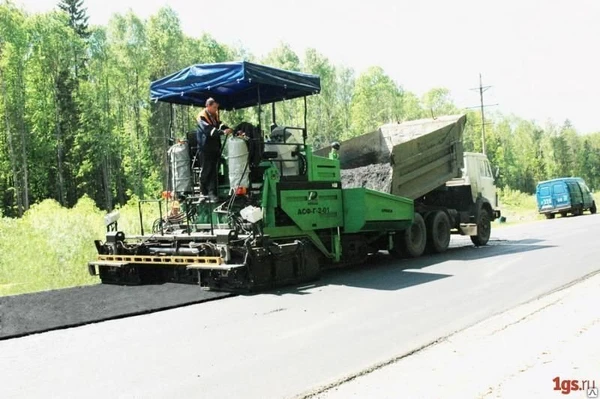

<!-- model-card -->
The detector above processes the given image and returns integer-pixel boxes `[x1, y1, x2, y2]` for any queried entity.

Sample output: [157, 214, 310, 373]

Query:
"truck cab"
[460, 152, 499, 211]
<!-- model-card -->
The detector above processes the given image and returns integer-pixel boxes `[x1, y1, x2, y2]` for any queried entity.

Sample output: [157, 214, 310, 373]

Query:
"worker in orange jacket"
[196, 98, 232, 201]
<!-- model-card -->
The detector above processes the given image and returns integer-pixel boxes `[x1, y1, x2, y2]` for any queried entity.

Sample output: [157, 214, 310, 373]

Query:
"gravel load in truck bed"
[0, 284, 233, 340]
[340, 163, 393, 193]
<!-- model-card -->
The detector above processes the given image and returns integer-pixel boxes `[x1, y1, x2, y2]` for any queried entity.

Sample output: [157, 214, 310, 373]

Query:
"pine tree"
[58, 0, 89, 38]
[54, 1, 90, 205]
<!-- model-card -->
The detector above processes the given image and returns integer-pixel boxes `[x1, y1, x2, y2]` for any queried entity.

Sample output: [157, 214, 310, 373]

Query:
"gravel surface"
[0, 283, 232, 340]
[341, 163, 393, 193]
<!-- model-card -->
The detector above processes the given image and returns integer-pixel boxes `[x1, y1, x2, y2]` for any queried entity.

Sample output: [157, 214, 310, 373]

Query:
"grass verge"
[0, 196, 164, 297]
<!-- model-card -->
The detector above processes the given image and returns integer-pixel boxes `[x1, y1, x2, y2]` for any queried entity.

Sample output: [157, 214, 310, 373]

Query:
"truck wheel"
[573, 207, 583, 216]
[400, 213, 426, 258]
[471, 210, 491, 246]
[559, 212, 567, 218]
[545, 213, 555, 219]
[591, 202, 597, 214]
[426, 211, 451, 253]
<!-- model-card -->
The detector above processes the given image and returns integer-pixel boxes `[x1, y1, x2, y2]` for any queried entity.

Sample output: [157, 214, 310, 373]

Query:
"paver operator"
[196, 97, 233, 201]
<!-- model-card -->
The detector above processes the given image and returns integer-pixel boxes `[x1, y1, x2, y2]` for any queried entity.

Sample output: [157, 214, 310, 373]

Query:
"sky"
[14, 0, 600, 133]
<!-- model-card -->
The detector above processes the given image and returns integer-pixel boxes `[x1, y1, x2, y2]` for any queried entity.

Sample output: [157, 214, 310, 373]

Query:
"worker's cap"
[331, 141, 341, 150]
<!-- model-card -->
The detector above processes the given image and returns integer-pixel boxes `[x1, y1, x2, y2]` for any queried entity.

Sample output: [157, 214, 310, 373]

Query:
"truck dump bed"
[317, 114, 466, 200]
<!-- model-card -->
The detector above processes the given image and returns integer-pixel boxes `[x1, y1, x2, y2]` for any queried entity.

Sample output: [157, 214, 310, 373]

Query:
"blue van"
[536, 177, 596, 219]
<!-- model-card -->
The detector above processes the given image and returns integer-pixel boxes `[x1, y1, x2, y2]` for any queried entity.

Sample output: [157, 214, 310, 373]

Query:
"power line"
[468, 73, 498, 156]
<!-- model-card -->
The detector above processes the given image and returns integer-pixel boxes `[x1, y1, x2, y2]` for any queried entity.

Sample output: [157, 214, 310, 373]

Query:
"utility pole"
[478, 74, 488, 155]
[468, 74, 497, 157]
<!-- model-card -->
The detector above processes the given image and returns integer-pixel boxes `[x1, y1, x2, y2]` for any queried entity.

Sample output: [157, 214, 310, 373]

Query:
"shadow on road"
[398, 238, 553, 270]
[268, 238, 555, 294]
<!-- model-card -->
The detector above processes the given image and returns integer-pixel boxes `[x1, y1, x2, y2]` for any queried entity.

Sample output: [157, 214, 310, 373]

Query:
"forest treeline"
[1, 0, 599, 217]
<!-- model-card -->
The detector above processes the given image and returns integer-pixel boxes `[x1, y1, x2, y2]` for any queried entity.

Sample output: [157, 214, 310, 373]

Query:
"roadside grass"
[0, 196, 164, 297]
[495, 187, 543, 227]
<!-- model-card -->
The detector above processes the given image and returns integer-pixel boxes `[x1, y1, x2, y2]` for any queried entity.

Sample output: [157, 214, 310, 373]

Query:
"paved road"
[1, 214, 598, 399]
[0, 284, 231, 340]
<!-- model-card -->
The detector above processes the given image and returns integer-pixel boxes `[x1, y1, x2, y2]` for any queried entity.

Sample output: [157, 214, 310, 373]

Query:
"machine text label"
[298, 207, 330, 215]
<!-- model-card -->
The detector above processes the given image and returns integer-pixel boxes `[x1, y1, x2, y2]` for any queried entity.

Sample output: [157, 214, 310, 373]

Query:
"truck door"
[537, 184, 552, 211]
[577, 180, 593, 208]
[478, 158, 496, 206]
[565, 181, 582, 207]
[554, 182, 571, 209]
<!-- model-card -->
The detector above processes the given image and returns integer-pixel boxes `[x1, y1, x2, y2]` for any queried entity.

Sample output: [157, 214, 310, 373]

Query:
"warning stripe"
[97, 254, 224, 266]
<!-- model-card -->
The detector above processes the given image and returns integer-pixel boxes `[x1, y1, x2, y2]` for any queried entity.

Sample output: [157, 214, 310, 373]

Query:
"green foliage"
[349, 66, 403, 138]
[463, 113, 600, 194]
[6, 2, 597, 219]
[495, 187, 543, 225]
[58, 0, 89, 38]
[421, 88, 458, 118]
[0, 197, 102, 296]
[498, 186, 537, 209]
[0, 195, 166, 296]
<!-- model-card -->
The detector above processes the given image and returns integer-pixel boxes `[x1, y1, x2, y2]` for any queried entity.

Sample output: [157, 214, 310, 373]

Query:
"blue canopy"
[150, 61, 321, 110]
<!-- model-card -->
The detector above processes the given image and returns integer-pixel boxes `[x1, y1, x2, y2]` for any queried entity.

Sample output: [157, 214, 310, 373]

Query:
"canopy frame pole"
[303, 96, 308, 145]
[179, 104, 184, 137]
[257, 86, 262, 140]
[186, 106, 190, 132]
[271, 102, 276, 129]
[169, 104, 174, 143]
[165, 103, 175, 193]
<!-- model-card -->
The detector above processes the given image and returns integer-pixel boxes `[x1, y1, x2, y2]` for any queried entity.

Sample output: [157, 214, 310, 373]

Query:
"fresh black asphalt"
[0, 283, 232, 340]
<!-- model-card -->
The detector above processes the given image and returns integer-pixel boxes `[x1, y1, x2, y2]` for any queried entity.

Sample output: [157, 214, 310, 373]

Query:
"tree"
[73, 26, 116, 209]
[303, 48, 337, 148]
[58, 0, 89, 38]
[23, 12, 85, 206]
[349, 66, 402, 137]
[263, 42, 300, 71]
[147, 6, 184, 188]
[261, 43, 302, 129]
[0, 3, 29, 216]
[334, 66, 355, 138]
[107, 12, 151, 199]
[576, 138, 599, 190]
[3, 2, 600, 219]
[421, 88, 458, 118]
[402, 91, 424, 120]
[54, 0, 92, 204]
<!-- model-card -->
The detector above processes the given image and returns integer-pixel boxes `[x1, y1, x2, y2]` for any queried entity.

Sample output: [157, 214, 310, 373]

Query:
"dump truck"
[315, 115, 501, 256]
[87, 61, 499, 292]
